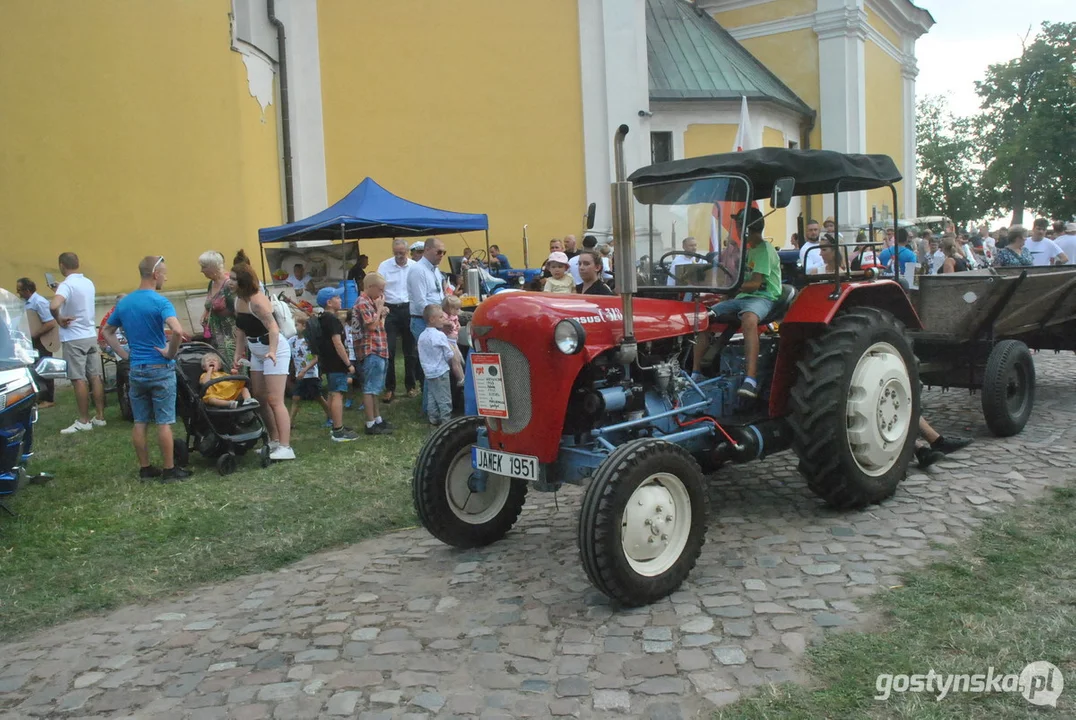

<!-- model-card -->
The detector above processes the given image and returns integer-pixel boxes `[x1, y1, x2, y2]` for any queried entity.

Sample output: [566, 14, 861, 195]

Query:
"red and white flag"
[710, 96, 754, 252]
[731, 95, 754, 152]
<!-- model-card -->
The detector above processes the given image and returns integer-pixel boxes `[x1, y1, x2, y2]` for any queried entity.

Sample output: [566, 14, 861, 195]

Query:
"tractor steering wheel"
[656, 251, 736, 285]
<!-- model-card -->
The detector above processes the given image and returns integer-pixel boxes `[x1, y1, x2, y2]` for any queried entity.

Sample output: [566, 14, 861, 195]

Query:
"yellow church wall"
[0, 0, 283, 296]
[864, 42, 905, 218]
[737, 31, 820, 151]
[865, 7, 902, 49]
[737, 30, 821, 220]
[317, 0, 586, 268]
[711, 0, 817, 30]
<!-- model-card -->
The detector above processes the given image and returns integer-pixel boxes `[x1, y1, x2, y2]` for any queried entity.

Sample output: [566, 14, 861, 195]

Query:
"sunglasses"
[153, 256, 165, 273]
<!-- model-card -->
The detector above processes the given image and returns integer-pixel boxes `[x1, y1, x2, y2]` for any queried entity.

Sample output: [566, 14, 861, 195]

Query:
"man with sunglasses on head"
[407, 237, 448, 413]
[102, 256, 191, 482]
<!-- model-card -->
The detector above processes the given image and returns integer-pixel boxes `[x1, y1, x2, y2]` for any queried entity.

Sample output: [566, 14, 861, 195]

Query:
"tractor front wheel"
[579, 439, 709, 607]
[789, 306, 920, 509]
[412, 416, 528, 548]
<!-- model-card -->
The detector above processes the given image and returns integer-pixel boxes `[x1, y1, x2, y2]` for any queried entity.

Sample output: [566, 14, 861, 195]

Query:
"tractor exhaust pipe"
[611, 124, 637, 364]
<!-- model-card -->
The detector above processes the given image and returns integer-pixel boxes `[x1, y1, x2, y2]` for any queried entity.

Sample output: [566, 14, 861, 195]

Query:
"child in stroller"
[200, 354, 252, 409]
[174, 343, 271, 475]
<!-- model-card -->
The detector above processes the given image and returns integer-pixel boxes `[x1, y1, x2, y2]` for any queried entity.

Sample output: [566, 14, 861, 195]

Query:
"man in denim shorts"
[692, 207, 782, 398]
[102, 256, 191, 482]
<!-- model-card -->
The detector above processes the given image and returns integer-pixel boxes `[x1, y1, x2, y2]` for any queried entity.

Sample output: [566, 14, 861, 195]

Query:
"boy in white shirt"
[288, 315, 331, 426]
[417, 304, 462, 426]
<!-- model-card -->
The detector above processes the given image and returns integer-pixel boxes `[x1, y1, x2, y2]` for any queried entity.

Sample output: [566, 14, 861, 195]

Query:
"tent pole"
[485, 229, 490, 260]
[260, 245, 269, 297]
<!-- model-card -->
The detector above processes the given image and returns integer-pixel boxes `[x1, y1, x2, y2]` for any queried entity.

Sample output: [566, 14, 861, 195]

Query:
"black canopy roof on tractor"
[628, 147, 902, 202]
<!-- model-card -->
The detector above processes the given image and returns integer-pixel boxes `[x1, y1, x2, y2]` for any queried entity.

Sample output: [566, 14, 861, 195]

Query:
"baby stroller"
[173, 342, 270, 475]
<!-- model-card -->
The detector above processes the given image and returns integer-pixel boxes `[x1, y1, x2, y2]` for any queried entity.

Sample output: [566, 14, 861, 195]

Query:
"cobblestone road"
[3, 354, 1074, 720]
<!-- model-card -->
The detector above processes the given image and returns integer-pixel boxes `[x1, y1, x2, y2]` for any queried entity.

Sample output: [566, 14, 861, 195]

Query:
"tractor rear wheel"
[789, 306, 920, 509]
[579, 439, 709, 607]
[412, 416, 528, 548]
[981, 339, 1034, 437]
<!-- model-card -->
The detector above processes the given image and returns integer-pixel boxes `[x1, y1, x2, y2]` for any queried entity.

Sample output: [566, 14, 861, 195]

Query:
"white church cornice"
[864, 0, 934, 40]
[813, 5, 869, 41]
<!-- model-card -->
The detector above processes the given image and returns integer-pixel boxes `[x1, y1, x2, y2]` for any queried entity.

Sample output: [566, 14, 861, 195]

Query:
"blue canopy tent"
[257, 177, 489, 291]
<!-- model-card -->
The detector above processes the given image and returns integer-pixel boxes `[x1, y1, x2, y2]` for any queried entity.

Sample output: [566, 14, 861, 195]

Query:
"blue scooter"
[0, 287, 67, 516]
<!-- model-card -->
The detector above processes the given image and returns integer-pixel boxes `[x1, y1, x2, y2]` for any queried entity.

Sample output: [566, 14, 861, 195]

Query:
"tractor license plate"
[472, 447, 539, 482]
[470, 353, 509, 419]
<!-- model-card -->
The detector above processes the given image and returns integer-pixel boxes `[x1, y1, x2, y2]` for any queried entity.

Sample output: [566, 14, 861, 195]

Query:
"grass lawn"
[718, 485, 1076, 720]
[0, 375, 426, 638]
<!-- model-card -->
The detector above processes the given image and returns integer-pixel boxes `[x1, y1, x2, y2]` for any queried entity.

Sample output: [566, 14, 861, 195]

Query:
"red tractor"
[413, 126, 922, 606]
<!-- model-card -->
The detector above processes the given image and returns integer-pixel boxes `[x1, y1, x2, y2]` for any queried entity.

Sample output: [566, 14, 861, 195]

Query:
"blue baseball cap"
[316, 287, 344, 308]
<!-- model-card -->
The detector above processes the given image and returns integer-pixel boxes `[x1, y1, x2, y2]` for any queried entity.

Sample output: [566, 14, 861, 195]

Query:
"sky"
[915, 0, 1076, 116]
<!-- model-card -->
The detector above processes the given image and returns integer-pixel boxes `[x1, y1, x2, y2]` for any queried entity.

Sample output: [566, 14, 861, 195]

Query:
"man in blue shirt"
[488, 244, 511, 270]
[878, 228, 918, 279]
[102, 256, 190, 483]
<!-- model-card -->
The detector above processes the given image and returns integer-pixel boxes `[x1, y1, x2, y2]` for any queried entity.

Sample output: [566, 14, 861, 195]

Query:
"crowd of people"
[25, 213, 1066, 480]
[17, 238, 474, 481]
[794, 217, 1076, 278]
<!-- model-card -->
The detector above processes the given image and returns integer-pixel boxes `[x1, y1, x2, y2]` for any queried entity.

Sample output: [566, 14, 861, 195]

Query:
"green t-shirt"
[739, 240, 782, 302]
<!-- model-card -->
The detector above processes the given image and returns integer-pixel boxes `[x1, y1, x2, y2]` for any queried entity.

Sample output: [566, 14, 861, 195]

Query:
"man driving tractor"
[692, 206, 780, 399]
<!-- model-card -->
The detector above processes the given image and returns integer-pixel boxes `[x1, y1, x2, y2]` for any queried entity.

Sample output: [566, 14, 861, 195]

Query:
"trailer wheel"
[412, 416, 528, 548]
[982, 340, 1034, 437]
[579, 439, 709, 607]
[790, 306, 920, 509]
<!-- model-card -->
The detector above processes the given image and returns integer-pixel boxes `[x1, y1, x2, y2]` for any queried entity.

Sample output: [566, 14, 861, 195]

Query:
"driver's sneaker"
[60, 420, 93, 434]
[91, 417, 107, 427]
[737, 377, 760, 399]
[931, 435, 973, 454]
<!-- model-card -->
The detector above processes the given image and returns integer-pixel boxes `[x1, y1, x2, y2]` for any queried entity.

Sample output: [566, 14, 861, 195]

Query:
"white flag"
[732, 95, 753, 152]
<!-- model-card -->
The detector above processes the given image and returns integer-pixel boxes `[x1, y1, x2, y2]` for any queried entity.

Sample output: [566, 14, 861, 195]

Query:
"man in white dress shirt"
[17, 277, 58, 407]
[407, 237, 447, 413]
[376, 239, 419, 401]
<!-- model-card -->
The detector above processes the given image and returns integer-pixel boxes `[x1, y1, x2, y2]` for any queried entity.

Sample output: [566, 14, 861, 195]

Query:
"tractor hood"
[470, 291, 708, 361]
[467, 291, 707, 463]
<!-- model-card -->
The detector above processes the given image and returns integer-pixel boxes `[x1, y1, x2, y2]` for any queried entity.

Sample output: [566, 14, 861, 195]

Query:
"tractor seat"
[709, 284, 796, 328]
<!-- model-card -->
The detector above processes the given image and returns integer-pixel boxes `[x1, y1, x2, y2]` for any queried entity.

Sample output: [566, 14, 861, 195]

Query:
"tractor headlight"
[554, 319, 585, 355]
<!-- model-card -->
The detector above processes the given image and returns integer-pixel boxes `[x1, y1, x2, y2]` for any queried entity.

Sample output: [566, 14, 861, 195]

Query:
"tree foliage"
[975, 22, 1076, 224]
[915, 95, 982, 225]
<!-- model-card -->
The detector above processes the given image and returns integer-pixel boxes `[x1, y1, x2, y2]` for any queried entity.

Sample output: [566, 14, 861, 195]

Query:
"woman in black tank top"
[232, 260, 294, 460]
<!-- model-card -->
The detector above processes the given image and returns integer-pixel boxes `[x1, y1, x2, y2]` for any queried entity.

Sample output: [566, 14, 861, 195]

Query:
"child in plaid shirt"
[357, 273, 392, 436]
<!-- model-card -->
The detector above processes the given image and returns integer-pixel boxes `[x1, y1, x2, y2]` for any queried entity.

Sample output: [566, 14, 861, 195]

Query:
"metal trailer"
[908, 265, 1076, 436]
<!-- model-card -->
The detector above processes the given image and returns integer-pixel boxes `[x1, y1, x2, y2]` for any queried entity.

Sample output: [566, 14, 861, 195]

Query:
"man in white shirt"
[798, 220, 824, 274]
[407, 237, 447, 413]
[376, 239, 418, 401]
[49, 252, 107, 433]
[1027, 218, 1069, 266]
[569, 236, 600, 284]
[284, 263, 314, 296]
[1053, 222, 1076, 265]
[667, 236, 704, 285]
[17, 277, 58, 407]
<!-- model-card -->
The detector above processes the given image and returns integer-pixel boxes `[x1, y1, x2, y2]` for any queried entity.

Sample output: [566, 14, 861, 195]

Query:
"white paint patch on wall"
[240, 48, 275, 117]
